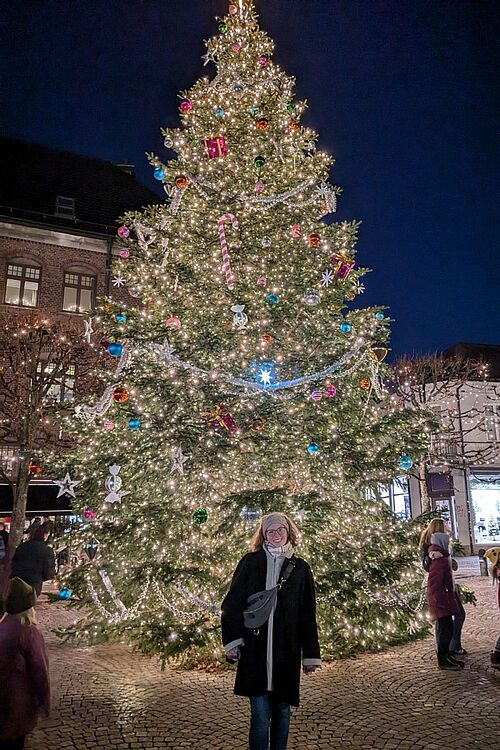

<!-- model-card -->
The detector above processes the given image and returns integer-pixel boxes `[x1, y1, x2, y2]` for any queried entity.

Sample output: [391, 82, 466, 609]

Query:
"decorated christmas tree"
[49, 1, 433, 664]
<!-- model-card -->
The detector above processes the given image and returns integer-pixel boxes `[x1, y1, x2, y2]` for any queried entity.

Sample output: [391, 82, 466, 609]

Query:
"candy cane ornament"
[217, 212, 238, 290]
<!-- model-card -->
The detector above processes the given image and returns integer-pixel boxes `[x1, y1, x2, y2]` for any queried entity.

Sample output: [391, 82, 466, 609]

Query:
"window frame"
[4, 263, 41, 308]
[62, 270, 96, 314]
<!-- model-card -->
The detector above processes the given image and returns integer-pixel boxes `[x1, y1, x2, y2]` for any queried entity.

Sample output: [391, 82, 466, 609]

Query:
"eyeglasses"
[266, 526, 287, 537]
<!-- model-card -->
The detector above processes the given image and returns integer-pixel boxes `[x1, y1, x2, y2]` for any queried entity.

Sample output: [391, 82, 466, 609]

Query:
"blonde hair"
[419, 518, 445, 548]
[250, 513, 300, 551]
[12, 608, 37, 626]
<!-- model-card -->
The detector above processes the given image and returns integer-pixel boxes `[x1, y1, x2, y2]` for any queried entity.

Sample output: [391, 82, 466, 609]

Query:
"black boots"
[437, 653, 464, 670]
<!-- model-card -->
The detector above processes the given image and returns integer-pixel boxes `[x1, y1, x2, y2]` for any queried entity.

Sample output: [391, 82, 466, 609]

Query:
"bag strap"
[276, 556, 296, 590]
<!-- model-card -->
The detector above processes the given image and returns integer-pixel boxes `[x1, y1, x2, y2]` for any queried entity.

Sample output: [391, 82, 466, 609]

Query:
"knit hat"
[261, 512, 290, 535]
[6, 577, 36, 614]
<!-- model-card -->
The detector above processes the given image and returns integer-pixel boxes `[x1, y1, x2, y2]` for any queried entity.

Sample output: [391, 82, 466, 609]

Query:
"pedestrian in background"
[483, 547, 500, 669]
[11, 525, 55, 598]
[0, 522, 8, 552]
[420, 518, 464, 670]
[222, 512, 321, 750]
[0, 577, 50, 749]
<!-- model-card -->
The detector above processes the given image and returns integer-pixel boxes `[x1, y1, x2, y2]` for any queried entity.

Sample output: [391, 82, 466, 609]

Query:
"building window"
[4, 264, 40, 307]
[366, 476, 411, 519]
[63, 272, 96, 313]
[484, 404, 500, 442]
[37, 363, 76, 403]
[0, 446, 19, 479]
[55, 195, 75, 219]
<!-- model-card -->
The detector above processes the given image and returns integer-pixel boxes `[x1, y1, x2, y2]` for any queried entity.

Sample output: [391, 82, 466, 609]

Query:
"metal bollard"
[478, 548, 489, 576]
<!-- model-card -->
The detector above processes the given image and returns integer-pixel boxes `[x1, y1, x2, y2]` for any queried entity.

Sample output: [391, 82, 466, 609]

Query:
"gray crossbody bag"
[243, 557, 296, 630]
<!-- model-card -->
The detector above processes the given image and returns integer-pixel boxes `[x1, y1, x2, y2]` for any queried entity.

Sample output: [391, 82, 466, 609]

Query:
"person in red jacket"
[0, 577, 50, 748]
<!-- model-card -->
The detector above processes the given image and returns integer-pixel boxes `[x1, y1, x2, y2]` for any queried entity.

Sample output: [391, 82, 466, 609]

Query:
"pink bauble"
[165, 316, 181, 329]
[83, 507, 97, 520]
[258, 55, 269, 68]
[310, 390, 322, 401]
[103, 420, 115, 431]
[231, 43, 241, 52]
[118, 248, 130, 259]
[180, 99, 192, 113]
[117, 225, 130, 239]
[255, 182, 265, 193]
[324, 384, 337, 398]
[256, 277, 267, 286]
[290, 224, 302, 238]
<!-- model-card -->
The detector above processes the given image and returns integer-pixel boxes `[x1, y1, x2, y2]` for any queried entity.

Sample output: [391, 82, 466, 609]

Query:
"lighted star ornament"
[111, 276, 125, 288]
[258, 368, 273, 387]
[54, 472, 81, 498]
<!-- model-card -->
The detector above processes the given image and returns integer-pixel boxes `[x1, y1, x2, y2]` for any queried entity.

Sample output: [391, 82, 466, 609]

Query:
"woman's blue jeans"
[249, 693, 291, 750]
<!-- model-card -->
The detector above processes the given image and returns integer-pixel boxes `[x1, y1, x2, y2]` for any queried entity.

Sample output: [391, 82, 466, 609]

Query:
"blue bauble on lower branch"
[307, 442, 320, 454]
[58, 588, 72, 600]
[128, 418, 141, 431]
[108, 341, 123, 357]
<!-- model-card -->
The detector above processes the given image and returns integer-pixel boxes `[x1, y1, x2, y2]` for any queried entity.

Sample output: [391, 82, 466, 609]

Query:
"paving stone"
[24, 577, 499, 750]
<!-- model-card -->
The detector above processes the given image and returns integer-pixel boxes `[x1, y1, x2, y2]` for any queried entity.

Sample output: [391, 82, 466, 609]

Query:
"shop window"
[469, 473, 500, 543]
[4, 264, 40, 307]
[62, 271, 96, 313]
[37, 362, 76, 403]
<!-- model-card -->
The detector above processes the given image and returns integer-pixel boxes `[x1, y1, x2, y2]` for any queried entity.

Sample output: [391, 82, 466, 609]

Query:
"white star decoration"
[321, 269, 334, 287]
[170, 447, 189, 476]
[202, 50, 215, 66]
[82, 318, 94, 343]
[258, 368, 273, 386]
[111, 276, 125, 287]
[54, 472, 81, 499]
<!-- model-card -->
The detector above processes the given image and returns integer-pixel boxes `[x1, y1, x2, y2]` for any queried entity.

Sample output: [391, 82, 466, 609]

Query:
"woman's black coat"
[221, 548, 320, 707]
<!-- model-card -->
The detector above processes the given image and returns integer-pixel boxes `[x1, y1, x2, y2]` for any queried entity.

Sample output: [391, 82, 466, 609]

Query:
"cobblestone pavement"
[27, 577, 499, 750]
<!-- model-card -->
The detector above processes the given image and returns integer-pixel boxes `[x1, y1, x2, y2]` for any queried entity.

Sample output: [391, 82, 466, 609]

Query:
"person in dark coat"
[222, 512, 321, 750]
[0, 522, 9, 551]
[0, 577, 50, 748]
[11, 526, 55, 597]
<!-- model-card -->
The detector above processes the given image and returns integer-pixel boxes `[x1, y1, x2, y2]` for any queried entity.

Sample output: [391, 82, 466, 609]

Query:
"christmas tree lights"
[47, 1, 435, 664]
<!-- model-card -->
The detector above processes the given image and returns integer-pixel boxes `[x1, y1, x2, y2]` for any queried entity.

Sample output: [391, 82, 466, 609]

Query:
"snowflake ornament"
[111, 276, 125, 288]
[321, 269, 334, 287]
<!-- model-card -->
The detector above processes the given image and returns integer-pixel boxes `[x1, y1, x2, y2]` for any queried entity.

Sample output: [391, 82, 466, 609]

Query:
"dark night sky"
[3, 0, 499, 358]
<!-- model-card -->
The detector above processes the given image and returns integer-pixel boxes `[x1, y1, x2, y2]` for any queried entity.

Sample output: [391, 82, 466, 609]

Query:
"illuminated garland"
[146, 337, 368, 398]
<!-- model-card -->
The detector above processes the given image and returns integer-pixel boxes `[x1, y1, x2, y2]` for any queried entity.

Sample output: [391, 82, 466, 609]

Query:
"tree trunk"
[7, 454, 31, 559]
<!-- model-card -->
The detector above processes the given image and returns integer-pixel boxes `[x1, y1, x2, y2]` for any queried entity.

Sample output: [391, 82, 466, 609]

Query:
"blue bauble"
[267, 294, 279, 304]
[58, 588, 72, 600]
[128, 418, 141, 431]
[307, 442, 320, 454]
[375, 312, 385, 320]
[115, 313, 127, 323]
[215, 106, 224, 117]
[153, 167, 165, 180]
[398, 454, 413, 470]
[241, 505, 262, 523]
[339, 322, 351, 332]
[250, 105, 260, 117]
[108, 342, 123, 357]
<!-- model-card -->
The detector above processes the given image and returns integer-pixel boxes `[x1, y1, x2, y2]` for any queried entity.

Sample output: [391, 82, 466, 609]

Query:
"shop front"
[469, 472, 500, 545]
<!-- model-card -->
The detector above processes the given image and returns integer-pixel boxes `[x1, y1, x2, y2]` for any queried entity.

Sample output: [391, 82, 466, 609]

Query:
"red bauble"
[112, 385, 129, 403]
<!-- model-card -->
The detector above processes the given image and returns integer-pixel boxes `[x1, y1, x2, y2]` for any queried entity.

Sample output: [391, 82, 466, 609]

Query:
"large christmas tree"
[50, 0, 433, 664]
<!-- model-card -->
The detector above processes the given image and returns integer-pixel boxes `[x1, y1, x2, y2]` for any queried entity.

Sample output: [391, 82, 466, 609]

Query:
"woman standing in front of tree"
[221, 512, 321, 750]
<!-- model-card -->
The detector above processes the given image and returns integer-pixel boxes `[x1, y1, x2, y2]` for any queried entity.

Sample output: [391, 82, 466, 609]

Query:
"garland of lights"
[146, 337, 368, 397]
[86, 567, 423, 626]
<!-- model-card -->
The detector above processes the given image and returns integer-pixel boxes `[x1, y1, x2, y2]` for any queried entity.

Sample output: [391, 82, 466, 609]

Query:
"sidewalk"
[28, 576, 499, 750]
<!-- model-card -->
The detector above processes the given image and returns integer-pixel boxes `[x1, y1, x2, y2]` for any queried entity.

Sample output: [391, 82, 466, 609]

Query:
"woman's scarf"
[264, 541, 294, 559]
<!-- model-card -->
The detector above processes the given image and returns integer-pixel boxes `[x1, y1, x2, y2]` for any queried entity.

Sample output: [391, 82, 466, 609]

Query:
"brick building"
[0, 137, 159, 516]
